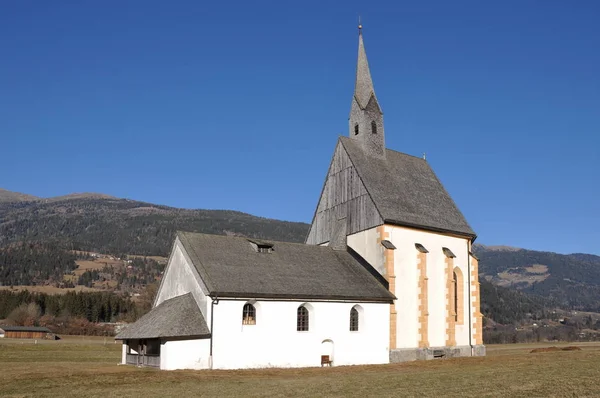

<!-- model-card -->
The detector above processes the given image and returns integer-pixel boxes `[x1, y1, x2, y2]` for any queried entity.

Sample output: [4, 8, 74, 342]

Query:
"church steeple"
[349, 25, 386, 158]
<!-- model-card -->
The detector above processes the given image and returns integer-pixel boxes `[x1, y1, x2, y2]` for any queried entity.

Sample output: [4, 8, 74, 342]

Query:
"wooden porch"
[125, 339, 161, 368]
[125, 353, 160, 368]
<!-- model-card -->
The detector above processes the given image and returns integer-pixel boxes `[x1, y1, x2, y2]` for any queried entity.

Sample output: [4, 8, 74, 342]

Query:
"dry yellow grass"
[1, 340, 599, 397]
[72, 259, 123, 275]
[126, 254, 168, 264]
[75, 260, 106, 271]
[525, 264, 549, 274]
[496, 269, 549, 287]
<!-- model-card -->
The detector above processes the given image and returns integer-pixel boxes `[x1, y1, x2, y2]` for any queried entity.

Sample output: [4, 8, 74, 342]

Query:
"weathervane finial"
[358, 15, 362, 34]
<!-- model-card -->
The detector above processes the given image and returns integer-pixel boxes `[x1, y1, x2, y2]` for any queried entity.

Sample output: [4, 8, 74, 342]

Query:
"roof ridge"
[338, 136, 475, 237]
[178, 230, 335, 250]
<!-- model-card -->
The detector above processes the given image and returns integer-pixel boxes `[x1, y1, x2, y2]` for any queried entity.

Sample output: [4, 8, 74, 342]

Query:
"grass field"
[1, 339, 599, 397]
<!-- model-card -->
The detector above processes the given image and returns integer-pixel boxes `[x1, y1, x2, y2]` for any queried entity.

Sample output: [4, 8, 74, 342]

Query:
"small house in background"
[0, 326, 57, 340]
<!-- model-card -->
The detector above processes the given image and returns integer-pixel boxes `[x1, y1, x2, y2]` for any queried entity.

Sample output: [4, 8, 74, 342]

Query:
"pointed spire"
[348, 24, 386, 158]
[354, 26, 379, 110]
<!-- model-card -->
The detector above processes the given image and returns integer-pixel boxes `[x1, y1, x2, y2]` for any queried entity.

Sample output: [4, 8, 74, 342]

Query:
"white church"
[116, 27, 485, 370]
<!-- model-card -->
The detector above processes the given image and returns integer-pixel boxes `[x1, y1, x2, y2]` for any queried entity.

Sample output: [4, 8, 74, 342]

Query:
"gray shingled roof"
[340, 136, 476, 237]
[115, 293, 210, 340]
[0, 326, 52, 333]
[177, 231, 395, 302]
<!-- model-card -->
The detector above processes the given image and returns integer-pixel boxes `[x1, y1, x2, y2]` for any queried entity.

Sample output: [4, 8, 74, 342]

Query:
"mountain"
[474, 244, 600, 312]
[0, 192, 309, 256]
[0, 188, 117, 203]
[43, 193, 118, 202]
[2, 188, 599, 325]
[0, 188, 39, 203]
[479, 278, 556, 324]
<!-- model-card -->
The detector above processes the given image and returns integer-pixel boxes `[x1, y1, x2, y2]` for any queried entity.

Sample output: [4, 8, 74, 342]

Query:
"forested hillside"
[0, 196, 310, 256]
[475, 245, 600, 312]
[1, 189, 600, 340]
[479, 279, 556, 324]
[0, 243, 77, 286]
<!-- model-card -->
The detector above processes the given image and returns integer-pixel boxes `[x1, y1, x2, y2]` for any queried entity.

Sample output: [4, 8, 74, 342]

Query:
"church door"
[320, 339, 334, 366]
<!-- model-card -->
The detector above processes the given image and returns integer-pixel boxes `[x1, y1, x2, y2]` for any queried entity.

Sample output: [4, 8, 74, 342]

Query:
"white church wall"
[210, 300, 390, 369]
[161, 339, 210, 370]
[384, 225, 472, 348]
[154, 239, 209, 317]
[347, 225, 474, 350]
[347, 228, 384, 276]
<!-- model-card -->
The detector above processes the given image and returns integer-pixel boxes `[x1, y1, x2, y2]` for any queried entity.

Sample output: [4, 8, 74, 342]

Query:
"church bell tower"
[349, 25, 386, 158]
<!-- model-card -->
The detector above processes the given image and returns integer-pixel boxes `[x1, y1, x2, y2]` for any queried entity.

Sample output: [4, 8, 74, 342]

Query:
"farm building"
[116, 27, 484, 370]
[0, 326, 55, 340]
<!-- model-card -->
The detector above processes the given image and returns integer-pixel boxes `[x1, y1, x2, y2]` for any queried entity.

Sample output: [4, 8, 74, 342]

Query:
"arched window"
[242, 303, 256, 325]
[349, 307, 359, 331]
[297, 306, 309, 331]
[371, 121, 377, 134]
[453, 268, 464, 325]
[354, 124, 359, 135]
[453, 272, 458, 322]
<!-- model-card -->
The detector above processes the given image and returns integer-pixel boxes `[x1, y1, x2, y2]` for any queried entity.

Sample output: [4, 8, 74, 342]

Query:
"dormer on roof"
[247, 239, 274, 253]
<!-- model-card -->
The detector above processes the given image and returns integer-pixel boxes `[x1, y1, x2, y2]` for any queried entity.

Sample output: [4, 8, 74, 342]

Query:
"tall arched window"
[371, 121, 377, 134]
[242, 303, 256, 325]
[354, 124, 359, 135]
[453, 272, 458, 322]
[297, 306, 309, 331]
[453, 267, 464, 325]
[350, 307, 359, 331]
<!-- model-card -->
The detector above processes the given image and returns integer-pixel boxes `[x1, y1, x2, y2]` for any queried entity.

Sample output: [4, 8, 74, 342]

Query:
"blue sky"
[1, 1, 599, 255]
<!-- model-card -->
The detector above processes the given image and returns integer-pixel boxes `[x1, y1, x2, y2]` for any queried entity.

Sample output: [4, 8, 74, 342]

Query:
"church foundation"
[389, 345, 486, 362]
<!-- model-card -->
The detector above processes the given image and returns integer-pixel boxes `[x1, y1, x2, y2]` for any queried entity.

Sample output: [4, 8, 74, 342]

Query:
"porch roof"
[115, 293, 210, 340]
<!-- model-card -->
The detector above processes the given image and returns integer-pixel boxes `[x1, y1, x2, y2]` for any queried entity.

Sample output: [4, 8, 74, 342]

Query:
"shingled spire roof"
[354, 29, 380, 111]
[349, 26, 386, 158]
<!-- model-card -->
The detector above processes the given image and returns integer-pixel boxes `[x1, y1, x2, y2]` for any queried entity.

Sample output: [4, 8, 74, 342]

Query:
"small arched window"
[371, 121, 377, 134]
[242, 303, 256, 325]
[354, 124, 359, 135]
[297, 306, 309, 331]
[350, 307, 359, 331]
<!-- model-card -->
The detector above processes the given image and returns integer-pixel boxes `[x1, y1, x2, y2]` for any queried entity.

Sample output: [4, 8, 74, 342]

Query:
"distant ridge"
[0, 188, 40, 203]
[43, 192, 118, 202]
[0, 188, 117, 203]
[473, 243, 522, 252]
[0, 190, 311, 255]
